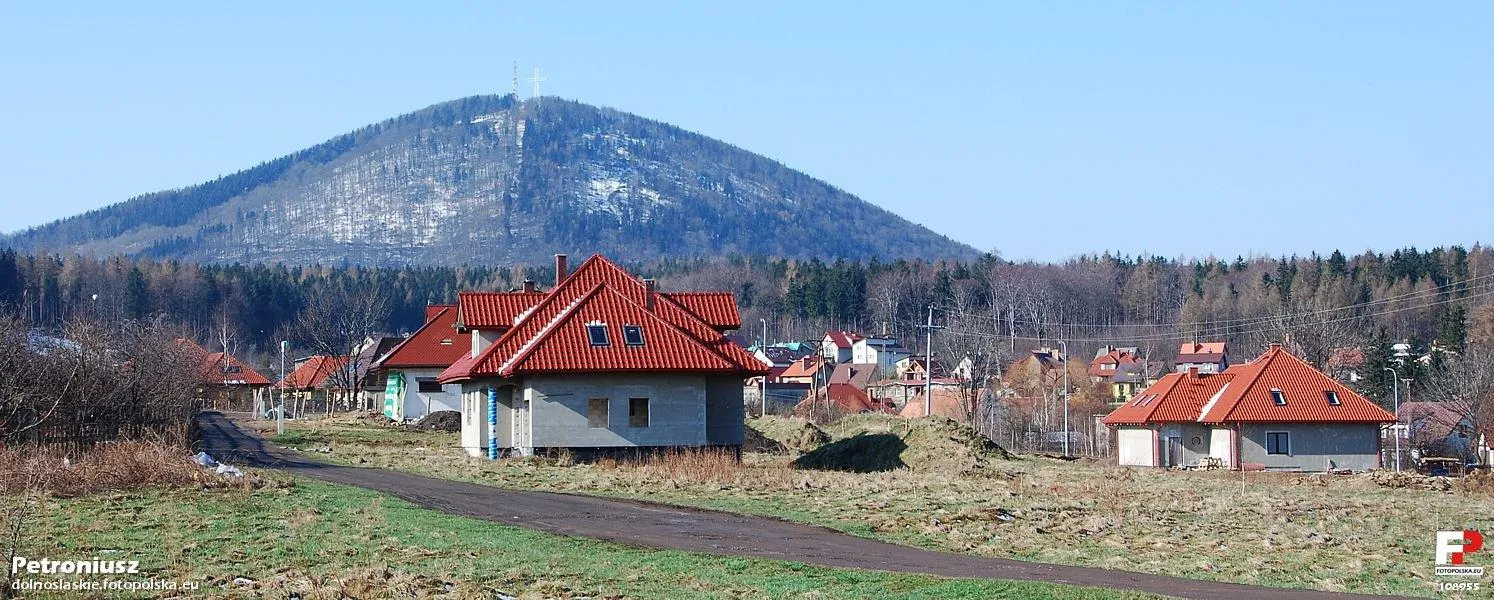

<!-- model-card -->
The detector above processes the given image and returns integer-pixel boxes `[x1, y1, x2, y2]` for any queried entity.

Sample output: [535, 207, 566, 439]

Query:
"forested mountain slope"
[5, 95, 976, 265]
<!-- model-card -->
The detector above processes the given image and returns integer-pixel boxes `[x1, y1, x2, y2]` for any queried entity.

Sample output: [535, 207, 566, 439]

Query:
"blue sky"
[1, 2, 1489, 262]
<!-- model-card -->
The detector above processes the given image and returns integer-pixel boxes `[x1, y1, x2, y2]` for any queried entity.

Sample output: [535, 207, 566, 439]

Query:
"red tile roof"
[177, 338, 272, 386]
[1176, 342, 1227, 364]
[1198, 346, 1393, 424]
[277, 355, 349, 390]
[663, 292, 741, 330]
[1103, 345, 1394, 425]
[1101, 370, 1232, 425]
[781, 355, 827, 379]
[424, 304, 450, 323]
[378, 306, 465, 369]
[824, 331, 864, 349]
[456, 291, 547, 329]
[820, 383, 896, 414]
[440, 255, 765, 381]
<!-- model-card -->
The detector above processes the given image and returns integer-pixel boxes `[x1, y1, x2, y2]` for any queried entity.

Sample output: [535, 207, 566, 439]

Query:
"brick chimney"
[643, 278, 656, 311]
[522, 279, 536, 294]
[1187, 366, 1200, 379]
[554, 254, 568, 286]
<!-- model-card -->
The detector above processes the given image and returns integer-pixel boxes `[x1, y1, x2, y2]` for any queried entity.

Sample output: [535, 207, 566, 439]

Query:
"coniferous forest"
[1, 244, 1490, 411]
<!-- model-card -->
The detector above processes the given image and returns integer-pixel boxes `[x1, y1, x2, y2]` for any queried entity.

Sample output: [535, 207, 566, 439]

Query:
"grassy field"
[260, 413, 1494, 598]
[11, 475, 1160, 599]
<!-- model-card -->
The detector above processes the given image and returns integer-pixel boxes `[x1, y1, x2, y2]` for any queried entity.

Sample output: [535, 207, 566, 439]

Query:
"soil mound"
[415, 411, 461, 432]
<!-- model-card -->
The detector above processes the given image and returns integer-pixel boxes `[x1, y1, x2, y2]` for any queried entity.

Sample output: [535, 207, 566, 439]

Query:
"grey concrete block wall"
[526, 374, 709, 448]
[705, 376, 745, 445]
[1239, 423, 1382, 471]
[1157, 423, 1213, 467]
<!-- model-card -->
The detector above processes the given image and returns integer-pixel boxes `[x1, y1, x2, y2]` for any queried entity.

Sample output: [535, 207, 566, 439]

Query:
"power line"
[947, 274, 1494, 334]
[943, 286, 1494, 345]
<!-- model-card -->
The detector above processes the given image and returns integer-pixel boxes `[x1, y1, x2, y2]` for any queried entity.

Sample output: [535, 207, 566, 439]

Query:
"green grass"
[264, 415, 1478, 598]
[14, 478, 1165, 599]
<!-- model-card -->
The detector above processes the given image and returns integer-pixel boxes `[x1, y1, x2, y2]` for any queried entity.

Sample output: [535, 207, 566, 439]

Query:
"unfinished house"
[374, 305, 467, 422]
[1102, 344, 1395, 472]
[439, 254, 766, 458]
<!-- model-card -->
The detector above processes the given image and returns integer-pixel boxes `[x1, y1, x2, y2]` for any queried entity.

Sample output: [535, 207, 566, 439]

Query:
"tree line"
[2, 245, 1491, 398]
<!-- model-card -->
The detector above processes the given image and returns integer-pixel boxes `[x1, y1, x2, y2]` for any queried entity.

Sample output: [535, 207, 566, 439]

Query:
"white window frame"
[1325, 390, 1341, 405]
[1270, 388, 1287, 405]
[1265, 430, 1291, 456]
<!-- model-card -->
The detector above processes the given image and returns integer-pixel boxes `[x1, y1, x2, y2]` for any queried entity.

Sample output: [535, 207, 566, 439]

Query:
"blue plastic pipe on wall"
[487, 387, 498, 460]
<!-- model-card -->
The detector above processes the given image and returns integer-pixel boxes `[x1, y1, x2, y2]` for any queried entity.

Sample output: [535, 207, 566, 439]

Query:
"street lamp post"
[278, 340, 288, 435]
[1383, 366, 1400, 472]
[1058, 340, 1070, 457]
[760, 319, 768, 418]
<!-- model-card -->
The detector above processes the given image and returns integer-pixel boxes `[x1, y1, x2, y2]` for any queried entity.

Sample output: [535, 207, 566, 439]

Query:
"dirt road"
[197, 411, 1404, 600]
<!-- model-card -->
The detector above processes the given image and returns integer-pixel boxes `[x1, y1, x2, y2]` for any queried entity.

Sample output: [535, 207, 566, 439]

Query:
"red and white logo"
[1436, 530, 1485, 577]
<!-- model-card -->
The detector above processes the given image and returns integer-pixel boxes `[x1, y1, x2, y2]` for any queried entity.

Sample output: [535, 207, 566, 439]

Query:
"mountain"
[5, 95, 978, 266]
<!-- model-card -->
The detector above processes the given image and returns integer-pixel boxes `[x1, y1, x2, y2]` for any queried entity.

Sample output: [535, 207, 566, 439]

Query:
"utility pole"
[1058, 340, 1070, 456]
[1384, 366, 1400, 472]
[278, 340, 287, 435]
[761, 318, 768, 418]
[918, 306, 944, 417]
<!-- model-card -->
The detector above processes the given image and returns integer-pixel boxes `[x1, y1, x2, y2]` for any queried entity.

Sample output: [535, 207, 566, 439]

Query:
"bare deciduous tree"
[284, 288, 389, 413]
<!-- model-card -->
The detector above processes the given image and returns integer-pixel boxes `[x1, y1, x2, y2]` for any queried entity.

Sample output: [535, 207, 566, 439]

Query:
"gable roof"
[378, 306, 464, 369]
[1399, 402, 1471, 439]
[828, 363, 879, 389]
[1176, 341, 1228, 364]
[440, 255, 765, 382]
[824, 331, 863, 349]
[1104, 345, 1394, 425]
[277, 355, 349, 390]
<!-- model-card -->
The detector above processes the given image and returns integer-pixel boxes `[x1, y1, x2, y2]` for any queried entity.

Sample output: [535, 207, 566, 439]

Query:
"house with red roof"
[438, 254, 766, 457]
[276, 354, 352, 414]
[1102, 344, 1395, 472]
[820, 331, 864, 364]
[373, 305, 466, 421]
[177, 338, 273, 412]
[1174, 341, 1229, 374]
[1088, 346, 1159, 402]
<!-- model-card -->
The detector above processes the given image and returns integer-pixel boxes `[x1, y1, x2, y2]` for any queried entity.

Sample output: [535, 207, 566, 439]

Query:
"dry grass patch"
[0, 440, 265, 497]
[272, 414, 1490, 596]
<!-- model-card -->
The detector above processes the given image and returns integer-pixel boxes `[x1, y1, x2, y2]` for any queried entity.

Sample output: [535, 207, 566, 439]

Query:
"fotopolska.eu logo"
[1436, 531, 1485, 577]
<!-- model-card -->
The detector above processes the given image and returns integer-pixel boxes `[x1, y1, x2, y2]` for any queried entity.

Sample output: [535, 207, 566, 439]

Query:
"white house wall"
[391, 368, 462, 421]
[1209, 426, 1234, 468]
[1117, 427, 1156, 467]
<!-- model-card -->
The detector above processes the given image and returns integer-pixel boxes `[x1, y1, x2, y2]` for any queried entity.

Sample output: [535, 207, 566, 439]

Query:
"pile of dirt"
[1363, 470, 1453, 492]
[742, 425, 788, 454]
[792, 433, 907, 472]
[747, 416, 829, 453]
[413, 411, 461, 432]
[900, 417, 1013, 471]
[807, 414, 1013, 473]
